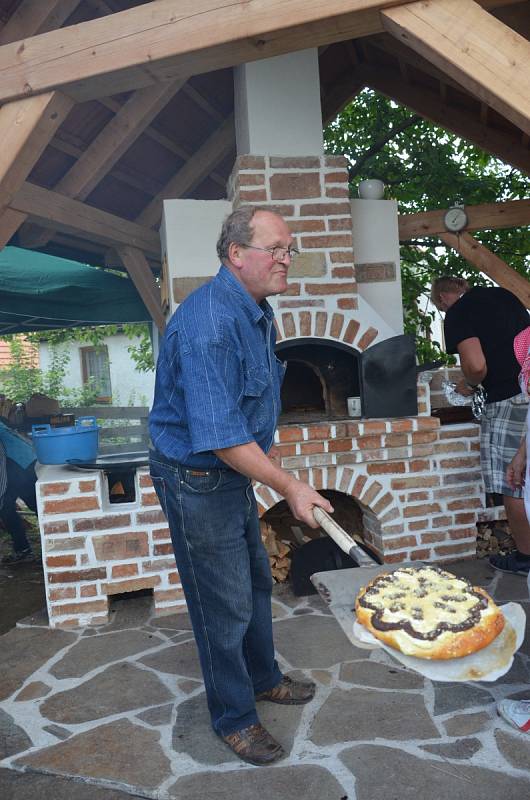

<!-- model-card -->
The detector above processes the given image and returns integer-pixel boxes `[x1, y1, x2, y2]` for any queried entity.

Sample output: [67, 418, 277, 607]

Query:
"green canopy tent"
[0, 247, 151, 335]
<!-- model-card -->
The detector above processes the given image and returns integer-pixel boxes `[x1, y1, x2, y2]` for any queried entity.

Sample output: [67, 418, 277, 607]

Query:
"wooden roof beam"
[0, 1, 80, 248]
[9, 181, 161, 256]
[399, 198, 530, 241]
[0, 0, 522, 104]
[135, 115, 235, 230]
[359, 65, 530, 175]
[0, 92, 73, 245]
[117, 245, 165, 334]
[381, 0, 530, 136]
[20, 78, 185, 249]
[439, 230, 530, 308]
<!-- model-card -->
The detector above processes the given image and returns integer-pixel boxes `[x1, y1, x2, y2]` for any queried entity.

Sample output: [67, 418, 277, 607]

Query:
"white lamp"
[358, 179, 385, 200]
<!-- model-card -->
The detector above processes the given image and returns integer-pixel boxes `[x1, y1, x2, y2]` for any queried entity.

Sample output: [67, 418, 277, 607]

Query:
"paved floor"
[1, 558, 530, 800]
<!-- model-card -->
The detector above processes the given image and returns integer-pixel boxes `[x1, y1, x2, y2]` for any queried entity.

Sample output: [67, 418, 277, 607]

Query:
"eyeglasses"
[242, 244, 299, 261]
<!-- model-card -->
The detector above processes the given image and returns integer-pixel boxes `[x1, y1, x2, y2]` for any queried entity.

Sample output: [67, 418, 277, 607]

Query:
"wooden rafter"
[0, 92, 73, 220]
[399, 199, 530, 241]
[0, 0, 522, 104]
[381, 0, 530, 136]
[9, 182, 161, 256]
[135, 115, 235, 229]
[359, 65, 530, 175]
[0, 0, 78, 248]
[117, 245, 166, 334]
[20, 78, 186, 248]
[439, 230, 530, 308]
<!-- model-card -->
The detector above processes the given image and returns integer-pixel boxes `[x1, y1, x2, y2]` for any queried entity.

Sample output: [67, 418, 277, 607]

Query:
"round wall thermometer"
[443, 205, 468, 233]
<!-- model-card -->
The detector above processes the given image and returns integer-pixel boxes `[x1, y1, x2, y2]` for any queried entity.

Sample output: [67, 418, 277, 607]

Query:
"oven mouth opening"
[276, 338, 360, 423]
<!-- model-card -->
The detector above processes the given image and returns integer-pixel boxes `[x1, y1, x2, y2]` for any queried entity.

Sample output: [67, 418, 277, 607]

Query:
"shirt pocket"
[242, 365, 270, 432]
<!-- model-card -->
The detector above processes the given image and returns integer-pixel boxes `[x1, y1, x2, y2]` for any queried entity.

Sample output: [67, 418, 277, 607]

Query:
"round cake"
[355, 566, 505, 660]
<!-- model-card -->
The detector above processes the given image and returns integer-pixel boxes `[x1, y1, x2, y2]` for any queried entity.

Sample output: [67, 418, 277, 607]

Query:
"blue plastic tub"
[32, 416, 99, 465]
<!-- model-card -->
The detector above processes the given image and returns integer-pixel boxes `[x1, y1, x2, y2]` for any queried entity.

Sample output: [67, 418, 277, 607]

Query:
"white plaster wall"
[351, 198, 404, 334]
[161, 199, 232, 315]
[39, 333, 155, 407]
[234, 50, 324, 155]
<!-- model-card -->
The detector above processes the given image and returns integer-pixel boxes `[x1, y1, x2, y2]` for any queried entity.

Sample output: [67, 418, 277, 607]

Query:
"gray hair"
[216, 205, 281, 263]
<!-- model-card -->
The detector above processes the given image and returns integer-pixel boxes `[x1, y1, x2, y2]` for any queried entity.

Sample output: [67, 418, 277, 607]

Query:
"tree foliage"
[324, 89, 530, 362]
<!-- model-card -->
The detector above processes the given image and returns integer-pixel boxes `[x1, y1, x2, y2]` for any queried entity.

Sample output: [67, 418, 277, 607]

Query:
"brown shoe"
[255, 675, 316, 705]
[221, 723, 285, 766]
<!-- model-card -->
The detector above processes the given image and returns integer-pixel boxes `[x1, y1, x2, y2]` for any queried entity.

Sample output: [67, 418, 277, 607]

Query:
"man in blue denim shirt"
[150, 206, 332, 765]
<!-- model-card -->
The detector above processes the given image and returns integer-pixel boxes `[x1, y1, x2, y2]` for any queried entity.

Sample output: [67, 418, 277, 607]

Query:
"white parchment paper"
[352, 603, 525, 682]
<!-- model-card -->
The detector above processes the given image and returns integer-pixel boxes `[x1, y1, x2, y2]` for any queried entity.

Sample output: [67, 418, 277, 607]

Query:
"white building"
[38, 331, 155, 408]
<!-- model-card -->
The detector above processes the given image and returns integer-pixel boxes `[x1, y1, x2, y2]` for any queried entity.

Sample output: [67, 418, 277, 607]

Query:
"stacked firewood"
[260, 520, 292, 582]
[476, 521, 514, 558]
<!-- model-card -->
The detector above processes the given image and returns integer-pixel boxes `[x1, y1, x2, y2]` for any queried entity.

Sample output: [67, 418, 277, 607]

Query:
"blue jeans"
[149, 451, 282, 736]
[0, 459, 37, 554]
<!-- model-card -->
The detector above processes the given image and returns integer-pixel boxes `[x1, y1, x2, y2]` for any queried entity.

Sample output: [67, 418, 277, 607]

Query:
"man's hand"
[507, 441, 527, 491]
[282, 476, 333, 528]
[455, 378, 475, 397]
[214, 441, 333, 528]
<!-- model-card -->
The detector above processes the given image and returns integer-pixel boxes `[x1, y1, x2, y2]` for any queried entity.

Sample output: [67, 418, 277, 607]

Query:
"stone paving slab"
[0, 627, 75, 701]
[168, 764, 346, 800]
[40, 662, 175, 724]
[1, 559, 530, 800]
[0, 768, 133, 800]
[340, 743, 530, 800]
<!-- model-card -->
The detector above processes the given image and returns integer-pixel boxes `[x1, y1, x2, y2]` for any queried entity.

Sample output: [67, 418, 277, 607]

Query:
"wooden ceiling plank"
[21, 78, 186, 249]
[360, 65, 530, 174]
[135, 115, 235, 229]
[48, 133, 163, 196]
[10, 181, 161, 256]
[182, 84, 225, 124]
[97, 96, 227, 188]
[0, 92, 73, 219]
[0, 0, 81, 44]
[381, 0, 530, 136]
[439, 230, 530, 308]
[53, 79, 186, 202]
[322, 74, 366, 126]
[117, 245, 165, 333]
[399, 198, 530, 241]
[368, 34, 468, 92]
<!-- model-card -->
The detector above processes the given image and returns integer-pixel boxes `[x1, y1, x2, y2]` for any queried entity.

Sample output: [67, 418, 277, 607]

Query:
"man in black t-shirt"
[431, 277, 530, 575]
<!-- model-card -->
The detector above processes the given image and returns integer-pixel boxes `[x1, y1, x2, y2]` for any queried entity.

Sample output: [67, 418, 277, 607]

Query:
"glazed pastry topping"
[357, 566, 488, 641]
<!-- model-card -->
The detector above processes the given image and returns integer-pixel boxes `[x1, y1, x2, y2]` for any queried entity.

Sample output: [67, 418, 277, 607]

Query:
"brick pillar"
[228, 155, 357, 314]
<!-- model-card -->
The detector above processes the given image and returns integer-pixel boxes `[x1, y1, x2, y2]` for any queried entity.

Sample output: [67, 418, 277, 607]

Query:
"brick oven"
[35, 153, 489, 629]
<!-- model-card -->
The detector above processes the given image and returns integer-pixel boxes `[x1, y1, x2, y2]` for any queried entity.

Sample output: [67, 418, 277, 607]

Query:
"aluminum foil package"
[471, 386, 487, 420]
[442, 380, 486, 420]
[442, 380, 472, 407]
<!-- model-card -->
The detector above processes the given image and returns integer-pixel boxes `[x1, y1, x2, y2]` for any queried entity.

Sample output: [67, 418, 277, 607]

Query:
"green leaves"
[325, 89, 530, 360]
